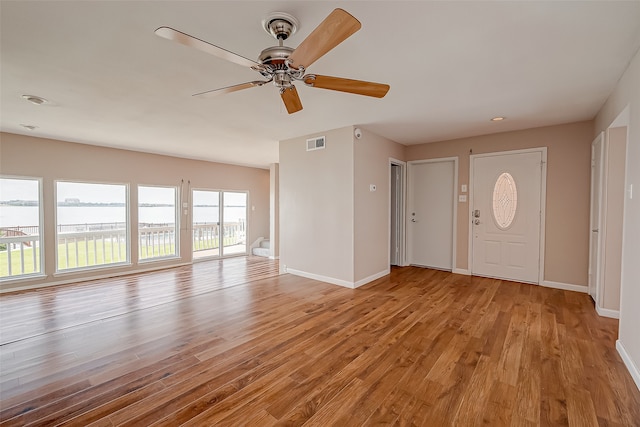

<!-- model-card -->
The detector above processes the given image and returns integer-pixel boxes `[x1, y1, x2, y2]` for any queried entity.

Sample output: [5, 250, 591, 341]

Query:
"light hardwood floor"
[1, 258, 639, 426]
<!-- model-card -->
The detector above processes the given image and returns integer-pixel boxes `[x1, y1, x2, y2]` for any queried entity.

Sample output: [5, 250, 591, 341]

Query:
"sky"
[0, 177, 39, 201]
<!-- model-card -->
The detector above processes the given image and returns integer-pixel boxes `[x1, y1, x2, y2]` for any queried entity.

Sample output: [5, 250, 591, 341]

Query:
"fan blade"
[288, 9, 361, 70]
[155, 26, 261, 69]
[280, 86, 303, 114]
[303, 75, 390, 98]
[193, 81, 269, 97]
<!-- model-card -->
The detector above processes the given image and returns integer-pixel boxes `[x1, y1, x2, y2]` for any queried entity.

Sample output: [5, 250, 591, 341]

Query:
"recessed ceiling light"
[20, 124, 38, 130]
[491, 116, 505, 121]
[22, 94, 48, 105]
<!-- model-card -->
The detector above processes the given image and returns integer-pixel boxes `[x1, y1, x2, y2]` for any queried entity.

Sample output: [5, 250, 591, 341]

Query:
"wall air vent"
[306, 136, 326, 151]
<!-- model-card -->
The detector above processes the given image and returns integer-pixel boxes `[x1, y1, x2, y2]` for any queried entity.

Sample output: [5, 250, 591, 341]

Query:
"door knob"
[474, 219, 480, 225]
[411, 219, 416, 223]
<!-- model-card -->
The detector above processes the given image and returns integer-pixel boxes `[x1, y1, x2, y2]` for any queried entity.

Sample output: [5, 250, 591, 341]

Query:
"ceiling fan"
[155, 8, 390, 114]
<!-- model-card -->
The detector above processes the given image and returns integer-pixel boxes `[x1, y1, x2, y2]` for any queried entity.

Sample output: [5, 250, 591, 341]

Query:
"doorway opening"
[389, 159, 406, 266]
[589, 106, 629, 318]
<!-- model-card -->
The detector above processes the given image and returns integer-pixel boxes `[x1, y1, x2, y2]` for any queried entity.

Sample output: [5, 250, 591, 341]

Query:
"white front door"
[588, 132, 604, 300]
[471, 150, 544, 283]
[408, 159, 456, 270]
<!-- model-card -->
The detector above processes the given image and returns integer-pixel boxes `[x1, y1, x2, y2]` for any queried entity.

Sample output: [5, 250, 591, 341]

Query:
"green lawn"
[139, 243, 176, 260]
[1, 237, 242, 277]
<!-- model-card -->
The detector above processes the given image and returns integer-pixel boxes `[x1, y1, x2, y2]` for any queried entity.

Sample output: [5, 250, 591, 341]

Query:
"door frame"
[407, 157, 458, 270]
[468, 147, 547, 284]
[191, 188, 250, 261]
[589, 132, 605, 302]
[388, 158, 407, 267]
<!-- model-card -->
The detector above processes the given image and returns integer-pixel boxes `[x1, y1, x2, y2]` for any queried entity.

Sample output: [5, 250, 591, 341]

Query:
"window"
[492, 172, 518, 229]
[0, 177, 44, 279]
[138, 185, 178, 260]
[56, 181, 129, 271]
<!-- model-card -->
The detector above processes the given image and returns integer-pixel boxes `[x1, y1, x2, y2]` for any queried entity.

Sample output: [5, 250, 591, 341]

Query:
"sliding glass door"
[222, 192, 247, 255]
[192, 190, 247, 259]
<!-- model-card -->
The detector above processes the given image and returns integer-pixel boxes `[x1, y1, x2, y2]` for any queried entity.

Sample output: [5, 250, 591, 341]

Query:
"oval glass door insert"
[492, 172, 517, 229]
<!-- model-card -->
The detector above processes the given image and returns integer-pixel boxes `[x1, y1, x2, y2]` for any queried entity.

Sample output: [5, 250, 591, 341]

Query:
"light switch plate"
[461, 184, 467, 193]
[458, 195, 467, 202]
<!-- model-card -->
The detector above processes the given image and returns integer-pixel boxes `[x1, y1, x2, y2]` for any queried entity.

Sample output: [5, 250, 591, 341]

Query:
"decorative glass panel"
[492, 172, 517, 229]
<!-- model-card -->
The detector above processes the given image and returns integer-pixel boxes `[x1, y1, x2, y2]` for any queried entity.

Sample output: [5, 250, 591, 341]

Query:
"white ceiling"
[2, 1, 639, 169]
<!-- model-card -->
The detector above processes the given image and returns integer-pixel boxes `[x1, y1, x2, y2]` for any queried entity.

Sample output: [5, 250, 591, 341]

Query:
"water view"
[0, 205, 246, 228]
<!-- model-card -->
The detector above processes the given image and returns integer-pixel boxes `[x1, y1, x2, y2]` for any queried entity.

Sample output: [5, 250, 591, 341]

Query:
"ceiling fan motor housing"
[258, 45, 294, 67]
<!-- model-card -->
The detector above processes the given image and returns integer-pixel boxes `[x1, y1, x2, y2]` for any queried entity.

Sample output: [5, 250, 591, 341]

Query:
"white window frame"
[137, 184, 180, 263]
[54, 179, 131, 274]
[0, 175, 45, 282]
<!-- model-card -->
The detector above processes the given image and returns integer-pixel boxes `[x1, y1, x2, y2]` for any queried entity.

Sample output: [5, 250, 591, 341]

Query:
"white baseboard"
[285, 268, 355, 289]
[595, 305, 620, 319]
[268, 255, 280, 260]
[354, 269, 389, 288]
[0, 262, 191, 294]
[453, 268, 471, 276]
[617, 340, 640, 391]
[540, 280, 588, 293]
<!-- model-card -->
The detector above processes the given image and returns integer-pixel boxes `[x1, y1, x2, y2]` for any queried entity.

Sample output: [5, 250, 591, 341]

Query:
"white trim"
[354, 269, 390, 288]
[285, 268, 355, 289]
[453, 268, 471, 276]
[54, 179, 132, 271]
[468, 147, 548, 285]
[540, 280, 588, 293]
[0, 261, 191, 294]
[617, 340, 640, 391]
[285, 268, 389, 289]
[588, 132, 605, 302]
[595, 306, 620, 319]
[0, 175, 46, 279]
[268, 255, 280, 260]
[407, 157, 458, 271]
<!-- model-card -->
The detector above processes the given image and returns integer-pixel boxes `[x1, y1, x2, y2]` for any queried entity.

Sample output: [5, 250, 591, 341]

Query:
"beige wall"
[279, 125, 405, 286]
[601, 126, 627, 311]
[354, 129, 405, 283]
[279, 126, 355, 284]
[0, 132, 270, 292]
[594, 47, 640, 387]
[406, 121, 593, 287]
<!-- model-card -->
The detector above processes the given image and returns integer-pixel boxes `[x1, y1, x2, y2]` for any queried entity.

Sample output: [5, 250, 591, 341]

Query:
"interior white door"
[588, 132, 604, 300]
[408, 160, 455, 270]
[471, 151, 542, 283]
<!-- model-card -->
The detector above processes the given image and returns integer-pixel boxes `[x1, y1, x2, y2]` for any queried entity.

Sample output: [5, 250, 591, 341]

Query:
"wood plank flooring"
[1, 260, 639, 426]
